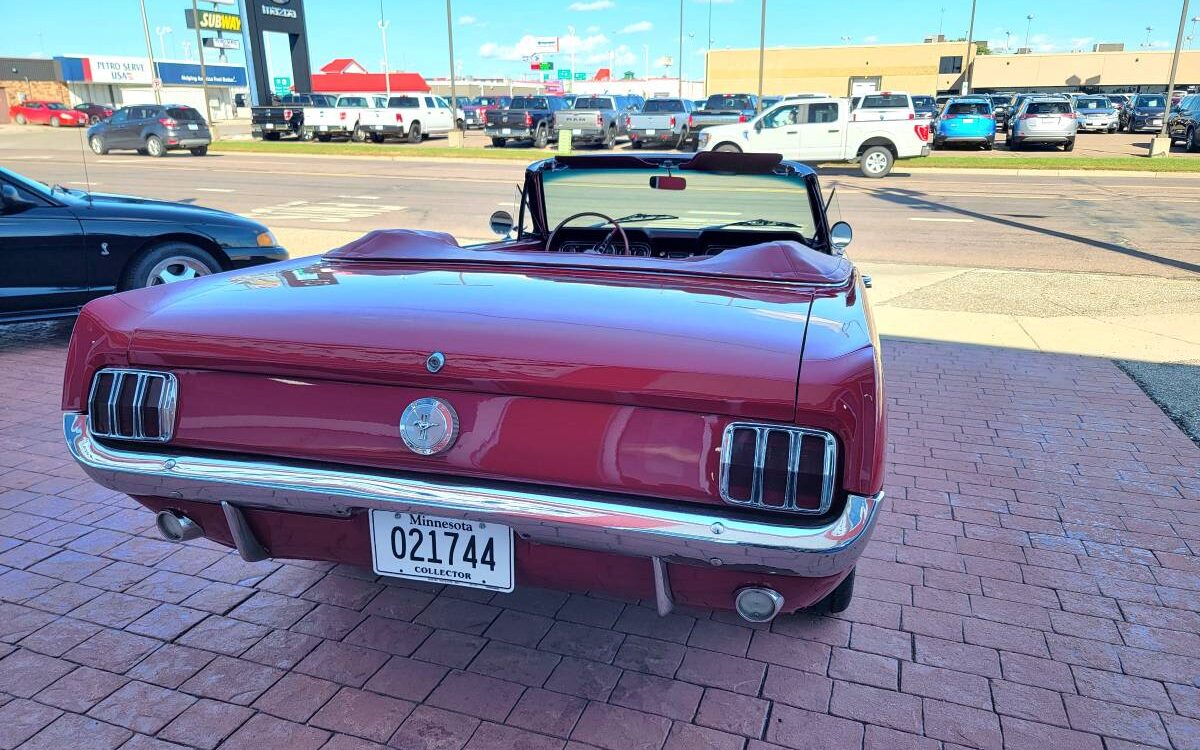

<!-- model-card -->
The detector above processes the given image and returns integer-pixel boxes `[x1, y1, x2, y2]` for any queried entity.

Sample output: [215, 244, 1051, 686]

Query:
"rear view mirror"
[489, 210, 514, 237]
[649, 175, 686, 191]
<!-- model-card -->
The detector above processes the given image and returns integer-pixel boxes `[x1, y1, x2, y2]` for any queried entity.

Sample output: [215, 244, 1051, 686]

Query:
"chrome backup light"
[719, 423, 837, 514]
[735, 587, 785, 622]
[87, 369, 178, 442]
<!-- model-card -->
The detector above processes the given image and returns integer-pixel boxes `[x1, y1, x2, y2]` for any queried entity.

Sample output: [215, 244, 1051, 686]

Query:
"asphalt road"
[3, 125, 1199, 279]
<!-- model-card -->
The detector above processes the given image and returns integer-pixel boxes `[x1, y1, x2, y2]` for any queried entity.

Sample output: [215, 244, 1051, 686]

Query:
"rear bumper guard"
[63, 412, 882, 579]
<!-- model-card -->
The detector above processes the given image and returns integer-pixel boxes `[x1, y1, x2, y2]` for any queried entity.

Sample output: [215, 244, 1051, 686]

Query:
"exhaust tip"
[155, 510, 203, 542]
[734, 587, 785, 623]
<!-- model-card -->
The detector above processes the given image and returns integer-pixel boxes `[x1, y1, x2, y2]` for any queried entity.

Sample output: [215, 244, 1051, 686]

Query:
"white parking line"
[195, 188, 234, 193]
[338, 194, 380, 200]
[908, 217, 975, 222]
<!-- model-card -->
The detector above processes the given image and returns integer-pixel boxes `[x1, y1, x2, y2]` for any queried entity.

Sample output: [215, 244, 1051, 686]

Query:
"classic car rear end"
[62, 153, 885, 621]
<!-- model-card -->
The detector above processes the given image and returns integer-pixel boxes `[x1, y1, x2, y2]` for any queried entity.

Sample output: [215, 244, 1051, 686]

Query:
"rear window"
[860, 94, 910, 109]
[911, 96, 935, 107]
[989, 96, 1012, 107]
[705, 95, 754, 110]
[641, 99, 683, 112]
[1075, 98, 1110, 110]
[338, 97, 369, 107]
[574, 97, 614, 109]
[388, 96, 420, 108]
[947, 101, 990, 116]
[46, 102, 68, 110]
[1026, 101, 1071, 115]
[509, 97, 548, 109]
[1135, 95, 1166, 108]
[167, 107, 204, 121]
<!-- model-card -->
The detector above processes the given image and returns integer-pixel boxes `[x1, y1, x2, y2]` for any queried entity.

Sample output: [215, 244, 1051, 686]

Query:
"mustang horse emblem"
[399, 397, 459, 455]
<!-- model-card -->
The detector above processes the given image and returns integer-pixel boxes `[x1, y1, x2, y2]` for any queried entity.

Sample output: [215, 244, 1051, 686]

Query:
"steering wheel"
[545, 211, 631, 256]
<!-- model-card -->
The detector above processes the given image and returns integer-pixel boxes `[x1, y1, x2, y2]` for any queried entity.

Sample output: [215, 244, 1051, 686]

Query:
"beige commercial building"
[706, 41, 1200, 97]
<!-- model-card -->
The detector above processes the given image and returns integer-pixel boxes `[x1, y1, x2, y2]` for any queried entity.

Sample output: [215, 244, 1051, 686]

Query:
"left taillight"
[88, 369, 177, 442]
[720, 423, 837, 514]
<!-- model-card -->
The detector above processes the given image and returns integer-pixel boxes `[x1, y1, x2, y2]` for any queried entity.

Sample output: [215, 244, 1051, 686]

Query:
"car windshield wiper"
[607, 213, 679, 224]
[719, 218, 801, 228]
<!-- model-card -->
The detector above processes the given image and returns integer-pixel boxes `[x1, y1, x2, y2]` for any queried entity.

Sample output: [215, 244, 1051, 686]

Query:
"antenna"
[824, 186, 837, 213]
[76, 125, 93, 201]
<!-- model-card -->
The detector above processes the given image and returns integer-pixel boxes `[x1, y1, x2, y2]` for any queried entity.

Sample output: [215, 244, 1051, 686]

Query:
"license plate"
[572, 128, 582, 135]
[264, 123, 275, 129]
[962, 118, 974, 124]
[645, 129, 656, 135]
[501, 128, 511, 135]
[369, 511, 514, 592]
[319, 125, 329, 131]
[188, 123, 199, 130]
[375, 125, 384, 130]
[1153, 119, 1162, 125]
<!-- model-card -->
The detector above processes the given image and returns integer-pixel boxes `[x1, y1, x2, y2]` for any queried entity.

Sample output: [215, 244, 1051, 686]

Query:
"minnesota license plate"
[962, 118, 974, 124]
[375, 125, 384, 130]
[264, 123, 275, 129]
[369, 510, 514, 592]
[645, 129, 656, 135]
[319, 125, 329, 131]
[501, 127, 512, 135]
[188, 123, 199, 130]
[572, 128, 582, 135]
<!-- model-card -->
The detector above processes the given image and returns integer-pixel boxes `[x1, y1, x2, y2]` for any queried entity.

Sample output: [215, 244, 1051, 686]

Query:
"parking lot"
[3, 120, 1200, 750]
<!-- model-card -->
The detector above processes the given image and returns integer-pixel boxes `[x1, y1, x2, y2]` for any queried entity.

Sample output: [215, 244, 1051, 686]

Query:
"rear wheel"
[189, 145, 208, 156]
[145, 135, 166, 157]
[982, 138, 994, 151]
[491, 137, 507, 147]
[351, 128, 367, 143]
[14, 114, 26, 125]
[263, 132, 282, 141]
[408, 122, 422, 144]
[370, 133, 385, 144]
[859, 145, 893, 178]
[602, 126, 616, 149]
[1063, 138, 1075, 152]
[675, 127, 690, 150]
[1187, 127, 1200, 153]
[1008, 137, 1022, 151]
[814, 569, 855, 614]
[89, 135, 108, 155]
[630, 140, 643, 149]
[315, 133, 332, 142]
[89, 114, 101, 125]
[714, 142, 742, 153]
[50, 117, 61, 128]
[123, 242, 221, 290]
[533, 125, 548, 149]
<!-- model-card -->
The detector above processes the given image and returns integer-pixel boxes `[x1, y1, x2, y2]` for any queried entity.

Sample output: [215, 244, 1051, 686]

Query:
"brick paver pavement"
[1, 321, 1198, 750]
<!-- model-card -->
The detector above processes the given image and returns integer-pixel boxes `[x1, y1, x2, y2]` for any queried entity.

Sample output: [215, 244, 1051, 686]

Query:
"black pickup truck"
[483, 95, 572, 148]
[251, 93, 336, 140]
[684, 93, 759, 150]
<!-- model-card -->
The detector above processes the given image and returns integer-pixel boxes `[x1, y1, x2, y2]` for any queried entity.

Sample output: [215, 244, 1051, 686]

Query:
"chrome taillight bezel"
[719, 423, 837, 515]
[87, 368, 178, 442]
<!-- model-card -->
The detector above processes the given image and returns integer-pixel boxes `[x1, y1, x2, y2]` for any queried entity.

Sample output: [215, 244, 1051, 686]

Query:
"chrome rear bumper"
[63, 413, 881, 578]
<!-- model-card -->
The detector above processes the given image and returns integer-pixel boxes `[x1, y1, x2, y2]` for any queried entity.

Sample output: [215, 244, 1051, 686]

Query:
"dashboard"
[548, 227, 817, 259]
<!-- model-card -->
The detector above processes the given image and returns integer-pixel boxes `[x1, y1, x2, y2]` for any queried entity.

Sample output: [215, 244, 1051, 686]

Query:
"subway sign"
[184, 8, 243, 33]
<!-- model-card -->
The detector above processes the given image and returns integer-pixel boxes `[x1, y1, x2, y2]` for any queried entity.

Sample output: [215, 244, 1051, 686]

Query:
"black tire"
[630, 140, 643, 149]
[1187, 127, 1200, 153]
[675, 127, 690, 151]
[859, 145, 893, 178]
[408, 122, 422, 144]
[714, 142, 742, 153]
[533, 125, 548, 149]
[315, 133, 332, 142]
[50, 116, 61, 128]
[815, 569, 855, 614]
[931, 138, 944, 150]
[89, 114, 101, 125]
[189, 145, 208, 156]
[301, 130, 315, 141]
[89, 135, 108, 156]
[491, 137, 507, 148]
[1008, 137, 1022, 151]
[370, 133, 385, 144]
[983, 138, 994, 151]
[145, 135, 166, 157]
[122, 242, 222, 291]
[14, 114, 26, 125]
[603, 127, 616, 149]
[456, 118, 465, 130]
[1063, 138, 1075, 152]
[263, 132, 282, 141]
[351, 128, 367, 143]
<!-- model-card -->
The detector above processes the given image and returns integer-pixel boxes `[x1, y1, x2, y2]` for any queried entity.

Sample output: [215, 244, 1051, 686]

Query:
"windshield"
[1135, 95, 1165, 108]
[989, 96, 1012, 107]
[1076, 98, 1110, 110]
[946, 101, 990, 116]
[574, 97, 614, 109]
[705, 95, 753, 110]
[912, 96, 935, 107]
[167, 107, 205, 121]
[388, 96, 419, 107]
[1027, 101, 1071, 115]
[46, 102, 67, 110]
[509, 96, 548, 109]
[860, 94, 910, 109]
[642, 99, 683, 112]
[542, 166, 818, 240]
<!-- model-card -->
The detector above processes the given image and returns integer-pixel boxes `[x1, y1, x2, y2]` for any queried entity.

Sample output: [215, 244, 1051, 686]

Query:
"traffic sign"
[539, 62, 554, 71]
[557, 68, 571, 80]
[272, 76, 292, 96]
[574, 72, 586, 80]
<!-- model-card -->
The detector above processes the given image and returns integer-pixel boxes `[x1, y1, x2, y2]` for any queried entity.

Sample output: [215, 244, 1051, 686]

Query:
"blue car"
[933, 97, 996, 150]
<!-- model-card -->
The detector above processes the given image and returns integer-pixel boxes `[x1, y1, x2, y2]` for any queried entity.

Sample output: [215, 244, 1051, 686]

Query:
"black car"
[87, 104, 212, 157]
[1126, 94, 1167, 133]
[0, 168, 287, 324]
[1167, 92, 1200, 151]
[912, 95, 938, 120]
[484, 95, 572, 148]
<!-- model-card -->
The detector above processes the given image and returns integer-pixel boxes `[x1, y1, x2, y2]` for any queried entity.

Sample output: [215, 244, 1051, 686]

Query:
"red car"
[62, 152, 886, 622]
[9, 100, 87, 127]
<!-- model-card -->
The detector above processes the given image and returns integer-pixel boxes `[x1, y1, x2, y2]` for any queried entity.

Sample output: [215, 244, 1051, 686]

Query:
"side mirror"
[754, 120, 763, 132]
[829, 221, 853, 254]
[0, 184, 34, 214]
[489, 210, 514, 237]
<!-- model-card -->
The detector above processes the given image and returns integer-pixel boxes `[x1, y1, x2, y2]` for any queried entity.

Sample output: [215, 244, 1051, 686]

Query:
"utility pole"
[138, 0, 161, 104]
[445, 0, 461, 143]
[678, 0, 684, 98]
[755, 0, 766, 114]
[380, 0, 391, 98]
[1153, 0, 1191, 156]
[191, 0, 214, 127]
[962, 0, 977, 94]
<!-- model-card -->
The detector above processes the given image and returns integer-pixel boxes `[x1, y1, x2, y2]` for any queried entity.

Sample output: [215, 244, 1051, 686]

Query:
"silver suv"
[1008, 96, 1078, 151]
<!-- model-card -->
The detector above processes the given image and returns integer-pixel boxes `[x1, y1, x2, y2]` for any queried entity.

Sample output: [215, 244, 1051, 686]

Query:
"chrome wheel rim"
[90, 136, 103, 154]
[864, 151, 889, 174]
[147, 139, 163, 156]
[146, 256, 211, 286]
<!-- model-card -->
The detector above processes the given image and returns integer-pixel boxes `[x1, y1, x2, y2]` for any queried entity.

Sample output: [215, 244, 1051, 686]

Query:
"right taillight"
[481, 110, 488, 125]
[720, 424, 836, 514]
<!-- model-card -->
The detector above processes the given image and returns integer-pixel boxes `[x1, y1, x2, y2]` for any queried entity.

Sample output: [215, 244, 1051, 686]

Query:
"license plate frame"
[369, 510, 515, 592]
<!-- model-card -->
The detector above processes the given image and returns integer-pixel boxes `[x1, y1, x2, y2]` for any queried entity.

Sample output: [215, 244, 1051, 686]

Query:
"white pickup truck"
[354, 93, 456, 143]
[698, 96, 930, 177]
[301, 95, 385, 141]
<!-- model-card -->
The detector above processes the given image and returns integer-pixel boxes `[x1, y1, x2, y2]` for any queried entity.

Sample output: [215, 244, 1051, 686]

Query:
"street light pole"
[379, 0, 391, 99]
[1024, 14, 1034, 51]
[191, 0, 214, 127]
[445, 0, 461, 143]
[678, 0, 684, 98]
[962, 0, 977, 94]
[1154, 0, 1191, 156]
[138, 0, 161, 104]
[755, 0, 766, 114]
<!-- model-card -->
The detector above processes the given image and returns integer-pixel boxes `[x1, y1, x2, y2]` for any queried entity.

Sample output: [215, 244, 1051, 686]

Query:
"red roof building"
[311, 58, 429, 94]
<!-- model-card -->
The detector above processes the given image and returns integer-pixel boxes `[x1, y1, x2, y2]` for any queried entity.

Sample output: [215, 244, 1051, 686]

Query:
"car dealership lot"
[2, 129, 1200, 750]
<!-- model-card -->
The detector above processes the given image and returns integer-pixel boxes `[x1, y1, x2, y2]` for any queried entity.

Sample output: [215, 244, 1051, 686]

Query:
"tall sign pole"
[1155, 0, 1191, 156]
[139, 0, 162, 104]
[379, 0, 391, 98]
[445, 0, 461, 144]
[192, 0, 215, 128]
[755, 0, 766, 114]
[962, 0, 977, 94]
[678, 0, 684, 97]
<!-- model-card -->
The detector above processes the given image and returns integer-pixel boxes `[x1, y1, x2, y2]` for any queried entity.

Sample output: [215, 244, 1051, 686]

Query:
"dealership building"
[53, 54, 248, 119]
[705, 40, 1200, 97]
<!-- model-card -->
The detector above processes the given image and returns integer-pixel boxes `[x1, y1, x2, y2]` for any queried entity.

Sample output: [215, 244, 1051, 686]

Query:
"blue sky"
[0, 0, 1193, 82]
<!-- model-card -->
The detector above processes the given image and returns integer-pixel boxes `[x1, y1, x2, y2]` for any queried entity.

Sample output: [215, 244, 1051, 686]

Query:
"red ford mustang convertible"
[62, 152, 885, 621]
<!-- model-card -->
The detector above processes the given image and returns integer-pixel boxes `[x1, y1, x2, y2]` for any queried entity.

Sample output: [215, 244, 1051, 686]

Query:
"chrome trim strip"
[63, 413, 881, 577]
[651, 557, 674, 616]
[719, 423, 837, 515]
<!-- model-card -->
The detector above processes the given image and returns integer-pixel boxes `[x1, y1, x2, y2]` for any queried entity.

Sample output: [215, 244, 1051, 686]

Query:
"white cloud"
[585, 44, 637, 67]
[480, 31, 609, 61]
[459, 15, 478, 25]
[569, 0, 613, 10]
[1150, 40, 1170, 49]
[586, 25, 601, 33]
[862, 35, 878, 43]
[621, 20, 653, 33]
